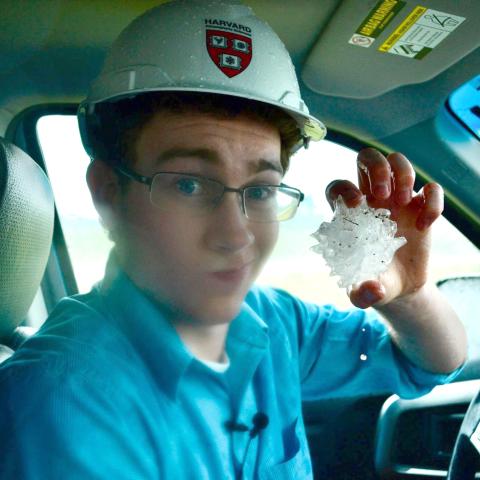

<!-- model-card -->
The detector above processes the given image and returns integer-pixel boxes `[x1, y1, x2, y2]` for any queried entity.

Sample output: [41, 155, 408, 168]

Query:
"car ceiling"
[1, 0, 479, 231]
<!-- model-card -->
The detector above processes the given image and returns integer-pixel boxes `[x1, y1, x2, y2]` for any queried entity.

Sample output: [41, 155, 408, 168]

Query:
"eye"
[246, 186, 276, 201]
[175, 176, 204, 196]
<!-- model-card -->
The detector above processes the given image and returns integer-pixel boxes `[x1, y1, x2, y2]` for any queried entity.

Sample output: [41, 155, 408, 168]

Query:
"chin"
[188, 296, 246, 325]
[140, 273, 251, 325]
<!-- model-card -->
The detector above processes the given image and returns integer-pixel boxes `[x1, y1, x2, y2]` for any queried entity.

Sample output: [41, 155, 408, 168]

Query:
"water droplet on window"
[360, 354, 368, 361]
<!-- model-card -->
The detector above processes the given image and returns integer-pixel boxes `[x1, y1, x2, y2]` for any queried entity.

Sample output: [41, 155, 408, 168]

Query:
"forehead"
[134, 110, 282, 169]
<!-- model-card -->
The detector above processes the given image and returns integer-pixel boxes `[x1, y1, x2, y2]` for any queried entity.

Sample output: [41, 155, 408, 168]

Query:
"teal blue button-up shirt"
[0, 256, 458, 479]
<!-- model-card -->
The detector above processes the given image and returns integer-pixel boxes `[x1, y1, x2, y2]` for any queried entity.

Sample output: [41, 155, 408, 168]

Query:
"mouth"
[209, 261, 254, 284]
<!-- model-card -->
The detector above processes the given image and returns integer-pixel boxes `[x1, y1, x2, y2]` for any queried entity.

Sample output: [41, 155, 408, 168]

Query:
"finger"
[325, 179, 363, 209]
[415, 182, 444, 231]
[348, 280, 386, 309]
[387, 152, 415, 206]
[357, 158, 370, 195]
[357, 148, 392, 200]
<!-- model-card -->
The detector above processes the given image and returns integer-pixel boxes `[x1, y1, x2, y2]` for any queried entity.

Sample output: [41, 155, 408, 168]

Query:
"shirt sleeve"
[251, 287, 462, 401]
[0, 349, 159, 480]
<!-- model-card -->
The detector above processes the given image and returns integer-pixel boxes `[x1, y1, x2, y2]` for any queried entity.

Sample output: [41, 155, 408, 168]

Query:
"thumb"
[349, 280, 386, 309]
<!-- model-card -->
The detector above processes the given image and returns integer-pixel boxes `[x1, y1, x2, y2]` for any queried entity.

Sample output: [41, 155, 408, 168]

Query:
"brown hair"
[88, 91, 301, 174]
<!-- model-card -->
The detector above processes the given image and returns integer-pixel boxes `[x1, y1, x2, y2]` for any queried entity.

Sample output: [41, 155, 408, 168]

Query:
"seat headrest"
[0, 138, 54, 338]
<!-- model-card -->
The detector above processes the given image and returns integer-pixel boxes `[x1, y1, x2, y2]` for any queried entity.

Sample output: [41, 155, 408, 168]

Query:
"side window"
[37, 115, 113, 293]
[257, 140, 358, 310]
[36, 114, 480, 346]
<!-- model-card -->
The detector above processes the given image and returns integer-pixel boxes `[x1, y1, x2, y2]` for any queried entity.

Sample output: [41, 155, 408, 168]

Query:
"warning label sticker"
[349, 0, 406, 48]
[379, 7, 466, 59]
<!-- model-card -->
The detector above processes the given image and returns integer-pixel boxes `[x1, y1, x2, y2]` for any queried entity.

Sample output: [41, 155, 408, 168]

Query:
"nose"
[206, 191, 254, 253]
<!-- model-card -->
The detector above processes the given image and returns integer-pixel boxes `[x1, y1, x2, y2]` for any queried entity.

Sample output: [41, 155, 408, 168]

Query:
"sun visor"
[301, 0, 480, 99]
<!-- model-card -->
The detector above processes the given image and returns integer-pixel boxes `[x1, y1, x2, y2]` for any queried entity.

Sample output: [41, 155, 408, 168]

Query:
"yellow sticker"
[349, 0, 406, 48]
[379, 7, 466, 59]
[379, 6, 427, 51]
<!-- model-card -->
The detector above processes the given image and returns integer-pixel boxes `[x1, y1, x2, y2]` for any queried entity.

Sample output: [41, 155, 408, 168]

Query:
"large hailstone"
[311, 196, 407, 288]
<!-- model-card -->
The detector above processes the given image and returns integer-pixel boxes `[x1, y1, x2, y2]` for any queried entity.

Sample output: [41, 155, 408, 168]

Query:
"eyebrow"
[156, 147, 284, 175]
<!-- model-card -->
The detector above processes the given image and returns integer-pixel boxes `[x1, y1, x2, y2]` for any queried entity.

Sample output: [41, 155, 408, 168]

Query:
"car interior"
[1, 1, 479, 478]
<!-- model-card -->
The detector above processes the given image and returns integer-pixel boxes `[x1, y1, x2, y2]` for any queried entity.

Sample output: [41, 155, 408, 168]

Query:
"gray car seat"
[0, 137, 54, 363]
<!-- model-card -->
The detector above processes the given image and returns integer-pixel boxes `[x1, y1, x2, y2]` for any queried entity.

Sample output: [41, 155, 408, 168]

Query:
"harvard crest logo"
[205, 19, 252, 78]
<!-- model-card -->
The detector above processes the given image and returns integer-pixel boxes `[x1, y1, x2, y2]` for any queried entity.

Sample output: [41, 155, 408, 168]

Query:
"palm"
[366, 191, 432, 303]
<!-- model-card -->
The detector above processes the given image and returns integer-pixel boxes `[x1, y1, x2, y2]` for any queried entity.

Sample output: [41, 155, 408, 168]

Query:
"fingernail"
[374, 183, 389, 198]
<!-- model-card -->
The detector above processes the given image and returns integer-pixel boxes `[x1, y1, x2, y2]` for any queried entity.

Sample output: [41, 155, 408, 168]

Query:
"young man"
[0, 1, 467, 479]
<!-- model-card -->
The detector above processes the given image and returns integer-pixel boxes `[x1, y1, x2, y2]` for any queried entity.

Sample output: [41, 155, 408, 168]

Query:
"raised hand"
[326, 148, 443, 309]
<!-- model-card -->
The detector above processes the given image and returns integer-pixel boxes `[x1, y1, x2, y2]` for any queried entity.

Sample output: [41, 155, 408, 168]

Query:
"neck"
[174, 321, 229, 363]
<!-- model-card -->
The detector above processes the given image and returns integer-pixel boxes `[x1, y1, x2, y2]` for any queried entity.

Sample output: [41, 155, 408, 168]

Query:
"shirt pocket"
[258, 417, 312, 480]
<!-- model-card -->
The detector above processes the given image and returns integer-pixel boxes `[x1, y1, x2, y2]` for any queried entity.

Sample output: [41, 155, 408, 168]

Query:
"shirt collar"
[99, 252, 193, 399]
[98, 251, 269, 399]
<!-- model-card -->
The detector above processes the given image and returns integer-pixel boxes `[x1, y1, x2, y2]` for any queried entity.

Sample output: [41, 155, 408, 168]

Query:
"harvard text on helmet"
[205, 19, 252, 36]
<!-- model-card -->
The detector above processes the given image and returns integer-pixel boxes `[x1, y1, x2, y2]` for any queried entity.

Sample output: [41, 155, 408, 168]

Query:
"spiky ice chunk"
[311, 196, 407, 288]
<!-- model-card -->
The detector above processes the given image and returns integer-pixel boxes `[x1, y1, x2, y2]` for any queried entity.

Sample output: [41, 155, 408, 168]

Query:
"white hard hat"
[78, 0, 326, 155]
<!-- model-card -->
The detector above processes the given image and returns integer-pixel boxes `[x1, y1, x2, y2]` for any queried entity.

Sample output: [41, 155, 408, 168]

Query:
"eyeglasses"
[115, 165, 304, 223]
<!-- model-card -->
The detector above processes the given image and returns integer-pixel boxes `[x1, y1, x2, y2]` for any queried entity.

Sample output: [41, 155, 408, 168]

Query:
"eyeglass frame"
[113, 164, 305, 222]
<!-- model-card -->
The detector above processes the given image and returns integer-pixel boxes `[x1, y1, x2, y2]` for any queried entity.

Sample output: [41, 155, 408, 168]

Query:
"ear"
[86, 160, 121, 232]
[86, 159, 121, 203]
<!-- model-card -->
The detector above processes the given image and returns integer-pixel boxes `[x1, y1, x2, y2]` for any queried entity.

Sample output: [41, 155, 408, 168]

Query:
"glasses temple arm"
[115, 165, 152, 186]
